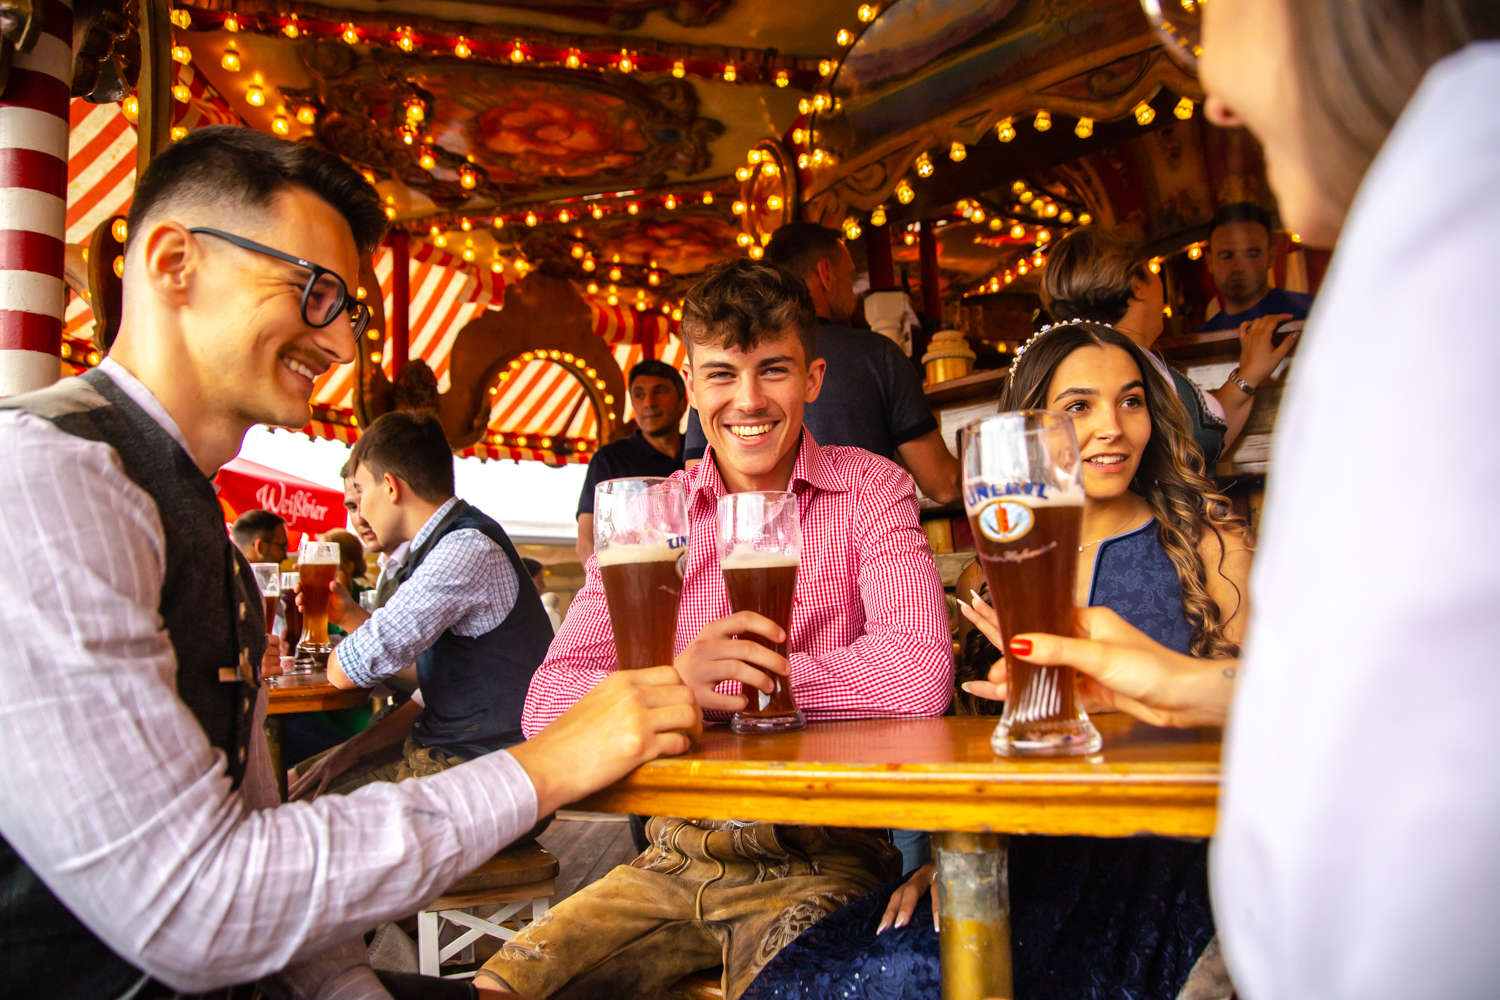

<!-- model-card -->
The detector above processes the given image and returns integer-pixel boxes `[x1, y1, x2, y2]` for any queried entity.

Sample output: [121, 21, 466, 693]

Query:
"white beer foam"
[299, 550, 340, 565]
[963, 480, 1084, 516]
[721, 544, 799, 570]
[597, 542, 680, 567]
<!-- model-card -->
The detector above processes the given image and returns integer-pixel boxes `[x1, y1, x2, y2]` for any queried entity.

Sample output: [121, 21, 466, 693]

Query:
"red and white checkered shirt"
[522, 431, 953, 736]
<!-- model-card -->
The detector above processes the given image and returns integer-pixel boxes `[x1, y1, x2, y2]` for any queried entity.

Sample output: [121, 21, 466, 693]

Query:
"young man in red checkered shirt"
[477, 259, 953, 1000]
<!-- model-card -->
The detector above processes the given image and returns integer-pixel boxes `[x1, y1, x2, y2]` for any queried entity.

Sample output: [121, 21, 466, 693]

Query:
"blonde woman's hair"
[1041, 227, 1148, 327]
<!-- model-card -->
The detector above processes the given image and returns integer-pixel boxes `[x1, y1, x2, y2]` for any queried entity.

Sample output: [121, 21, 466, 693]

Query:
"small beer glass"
[595, 478, 689, 671]
[717, 491, 804, 735]
[250, 563, 280, 636]
[297, 540, 340, 661]
[963, 411, 1101, 756]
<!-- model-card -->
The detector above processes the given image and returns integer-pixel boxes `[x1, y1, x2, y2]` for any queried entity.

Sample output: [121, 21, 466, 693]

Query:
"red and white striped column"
[0, 0, 72, 396]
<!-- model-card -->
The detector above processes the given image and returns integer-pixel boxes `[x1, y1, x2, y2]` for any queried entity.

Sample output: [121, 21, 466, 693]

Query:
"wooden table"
[265, 673, 369, 800]
[578, 714, 1221, 999]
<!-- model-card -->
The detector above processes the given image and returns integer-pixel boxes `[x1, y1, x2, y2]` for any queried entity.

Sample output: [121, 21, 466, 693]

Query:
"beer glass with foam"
[594, 477, 689, 671]
[297, 540, 340, 662]
[717, 491, 805, 735]
[250, 563, 280, 636]
[963, 411, 1101, 756]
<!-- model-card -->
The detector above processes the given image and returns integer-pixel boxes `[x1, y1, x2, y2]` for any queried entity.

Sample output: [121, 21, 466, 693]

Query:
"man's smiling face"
[686, 328, 825, 492]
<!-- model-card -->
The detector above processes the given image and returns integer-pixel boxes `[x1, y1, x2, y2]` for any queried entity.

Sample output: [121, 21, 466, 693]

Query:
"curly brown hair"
[997, 322, 1247, 660]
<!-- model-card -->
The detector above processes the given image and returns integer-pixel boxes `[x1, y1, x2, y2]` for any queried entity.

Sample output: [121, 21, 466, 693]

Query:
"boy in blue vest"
[307, 410, 554, 787]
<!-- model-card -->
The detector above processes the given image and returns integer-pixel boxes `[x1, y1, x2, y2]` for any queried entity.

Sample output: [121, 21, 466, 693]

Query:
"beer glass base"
[731, 710, 806, 735]
[990, 718, 1102, 756]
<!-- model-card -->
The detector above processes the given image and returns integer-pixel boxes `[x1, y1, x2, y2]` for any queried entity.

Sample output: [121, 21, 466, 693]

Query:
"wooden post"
[916, 220, 942, 362]
[135, 0, 173, 179]
[0, 0, 72, 395]
[866, 222, 895, 290]
[389, 231, 409, 378]
[933, 831, 1012, 1000]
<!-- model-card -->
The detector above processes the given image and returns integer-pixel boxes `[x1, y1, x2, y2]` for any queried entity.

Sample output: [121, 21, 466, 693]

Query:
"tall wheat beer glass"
[963, 411, 1101, 756]
[297, 540, 340, 659]
[595, 478, 689, 670]
[718, 491, 805, 735]
[251, 563, 280, 635]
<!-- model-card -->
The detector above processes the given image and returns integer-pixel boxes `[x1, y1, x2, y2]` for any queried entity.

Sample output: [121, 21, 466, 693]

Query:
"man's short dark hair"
[128, 125, 387, 257]
[765, 222, 845, 279]
[347, 411, 456, 504]
[520, 557, 545, 579]
[1209, 202, 1273, 243]
[628, 358, 685, 397]
[231, 509, 286, 547]
[681, 259, 818, 363]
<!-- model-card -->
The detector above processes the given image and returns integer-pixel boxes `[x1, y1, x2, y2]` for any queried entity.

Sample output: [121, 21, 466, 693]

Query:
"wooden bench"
[668, 968, 725, 1000]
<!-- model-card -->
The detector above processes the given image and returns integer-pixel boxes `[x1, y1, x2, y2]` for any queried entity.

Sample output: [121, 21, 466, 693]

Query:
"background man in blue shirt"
[1194, 202, 1315, 332]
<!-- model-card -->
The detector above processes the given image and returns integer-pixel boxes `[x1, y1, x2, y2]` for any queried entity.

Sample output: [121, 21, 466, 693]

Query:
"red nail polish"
[1009, 637, 1033, 656]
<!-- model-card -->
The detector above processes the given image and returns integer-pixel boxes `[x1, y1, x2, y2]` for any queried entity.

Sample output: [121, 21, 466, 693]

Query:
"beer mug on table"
[297, 540, 340, 658]
[963, 411, 1101, 756]
[250, 563, 280, 636]
[594, 477, 689, 671]
[717, 491, 805, 735]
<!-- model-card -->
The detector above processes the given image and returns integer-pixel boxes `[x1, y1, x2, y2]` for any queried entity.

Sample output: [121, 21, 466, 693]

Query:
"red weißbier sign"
[215, 456, 345, 547]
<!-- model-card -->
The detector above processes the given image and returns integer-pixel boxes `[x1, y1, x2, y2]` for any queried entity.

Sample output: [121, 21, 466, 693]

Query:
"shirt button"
[242, 696, 251, 713]
[237, 746, 247, 764]
[239, 603, 246, 620]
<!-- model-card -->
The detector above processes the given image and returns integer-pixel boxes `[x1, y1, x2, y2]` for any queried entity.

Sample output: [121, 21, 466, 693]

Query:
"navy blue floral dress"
[745, 521, 1215, 1000]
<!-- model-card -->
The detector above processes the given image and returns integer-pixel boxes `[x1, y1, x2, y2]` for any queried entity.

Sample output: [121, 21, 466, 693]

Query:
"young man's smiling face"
[686, 328, 825, 493]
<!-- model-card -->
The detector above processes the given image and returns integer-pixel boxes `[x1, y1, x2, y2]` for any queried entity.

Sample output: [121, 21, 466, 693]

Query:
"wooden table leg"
[265, 715, 287, 802]
[933, 831, 1012, 1000]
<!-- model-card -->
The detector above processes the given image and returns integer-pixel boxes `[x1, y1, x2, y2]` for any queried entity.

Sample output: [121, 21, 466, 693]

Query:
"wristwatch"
[1226, 367, 1256, 396]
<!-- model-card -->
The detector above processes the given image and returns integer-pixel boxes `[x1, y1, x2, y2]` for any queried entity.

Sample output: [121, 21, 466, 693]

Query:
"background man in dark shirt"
[575, 358, 689, 562]
[230, 508, 288, 564]
[684, 223, 960, 503]
[1194, 202, 1315, 332]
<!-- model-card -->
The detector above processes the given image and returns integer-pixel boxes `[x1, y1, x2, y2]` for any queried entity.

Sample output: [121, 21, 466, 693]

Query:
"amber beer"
[279, 571, 302, 650]
[250, 563, 280, 636]
[297, 541, 340, 654]
[599, 544, 683, 671]
[721, 551, 799, 718]
[964, 411, 1101, 756]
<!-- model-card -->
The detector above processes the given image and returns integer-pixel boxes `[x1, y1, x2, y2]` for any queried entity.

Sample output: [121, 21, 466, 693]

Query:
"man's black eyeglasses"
[189, 228, 372, 338]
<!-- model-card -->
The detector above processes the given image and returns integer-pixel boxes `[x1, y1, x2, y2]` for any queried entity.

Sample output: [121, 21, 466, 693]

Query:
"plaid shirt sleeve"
[520, 553, 617, 737]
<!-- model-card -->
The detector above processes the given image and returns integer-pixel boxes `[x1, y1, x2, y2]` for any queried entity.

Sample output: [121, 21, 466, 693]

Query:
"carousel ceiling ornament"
[408, 0, 733, 31]
[737, 139, 797, 254]
[1139, 0, 1204, 75]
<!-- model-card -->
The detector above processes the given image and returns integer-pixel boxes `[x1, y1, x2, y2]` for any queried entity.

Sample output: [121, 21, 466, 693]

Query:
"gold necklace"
[1079, 509, 1148, 553]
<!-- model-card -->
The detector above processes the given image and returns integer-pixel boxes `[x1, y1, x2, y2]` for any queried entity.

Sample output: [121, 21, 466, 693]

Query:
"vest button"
[239, 603, 246, 620]
[237, 746, 247, 763]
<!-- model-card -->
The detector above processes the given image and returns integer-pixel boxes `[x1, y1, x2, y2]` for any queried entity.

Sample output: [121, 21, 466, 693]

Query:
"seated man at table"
[475, 258, 954, 1000]
[314, 410, 554, 784]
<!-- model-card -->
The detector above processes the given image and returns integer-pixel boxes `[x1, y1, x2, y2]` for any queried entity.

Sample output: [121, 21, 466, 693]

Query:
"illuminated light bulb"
[282, 17, 299, 38]
[1174, 97, 1195, 120]
[671, 60, 686, 78]
[836, 28, 854, 46]
[722, 64, 736, 82]
[170, 9, 190, 28]
[340, 23, 359, 44]
[870, 204, 887, 227]
[460, 218, 473, 234]
[949, 141, 967, 162]
[453, 37, 472, 58]
[1033, 110, 1052, 132]
[843, 218, 862, 240]
[463, 248, 475, 261]
[648, 271, 661, 285]
[1011, 180, 1027, 194]
[60, 342, 71, 359]
[1044, 202, 1058, 217]
[489, 385, 499, 396]
[1059, 210, 1074, 223]
[736, 233, 753, 247]
[606, 294, 618, 305]
[510, 42, 525, 63]
[586, 282, 599, 294]
[618, 50, 634, 73]
[571, 243, 586, 259]
[587, 366, 599, 377]
[525, 211, 538, 227]
[563, 353, 575, 362]
[1036, 229, 1050, 243]
[634, 301, 647, 312]
[813, 94, 829, 111]
[609, 267, 623, 281]
[702, 191, 714, 205]
[370, 351, 382, 363]
[662, 302, 673, 315]
[798, 98, 813, 115]
[1188, 244, 1202, 260]
[385, 205, 398, 220]
[245, 84, 264, 106]
[172, 83, 191, 103]
[819, 59, 835, 77]
[971, 207, 985, 223]
[558, 209, 571, 223]
[996, 118, 1016, 142]
[565, 49, 581, 69]
[1075, 116, 1094, 138]
[1148, 258, 1161, 274]
[296, 105, 317, 125]
[627, 202, 640, 215]
[1290, 232, 1303, 243]
[1033, 253, 1045, 267]
[1079, 212, 1092, 225]
[672, 308, 682, 321]
[550, 349, 562, 359]
[792, 128, 808, 145]
[1134, 101, 1156, 126]
[915, 152, 934, 177]
[220, 49, 240, 72]
[433, 234, 447, 247]
[733, 200, 747, 214]
[858, 3, 878, 21]
[430, 225, 441, 237]
[88, 349, 102, 365]
[516, 436, 528, 448]
[1016, 260, 1029, 275]
[397, 28, 415, 52]
[762, 161, 778, 177]
[1004, 271, 1014, 284]
[664, 194, 678, 210]
[224, 14, 240, 32]
[895, 180, 915, 204]
[1010, 223, 1026, 239]
[582, 257, 596, 272]
[736, 166, 752, 182]
[775, 70, 789, 87]
[767, 194, 783, 211]
[989, 217, 1003, 230]
[398, 127, 415, 145]
[797, 153, 810, 168]
[171, 45, 191, 65]
[1019, 190, 1034, 203]
[405, 98, 425, 123]
[595, 379, 607, 389]
[172, 125, 190, 140]
[749, 245, 764, 259]
[418, 151, 436, 170]
[111, 218, 128, 242]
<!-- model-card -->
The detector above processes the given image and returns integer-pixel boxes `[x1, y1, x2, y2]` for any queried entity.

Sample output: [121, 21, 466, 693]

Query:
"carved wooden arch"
[422, 273, 627, 452]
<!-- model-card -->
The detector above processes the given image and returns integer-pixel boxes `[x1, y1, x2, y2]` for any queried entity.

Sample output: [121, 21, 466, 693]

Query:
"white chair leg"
[417, 909, 441, 977]
[532, 896, 550, 920]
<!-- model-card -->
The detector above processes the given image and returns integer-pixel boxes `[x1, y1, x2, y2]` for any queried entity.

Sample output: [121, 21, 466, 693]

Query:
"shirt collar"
[381, 541, 411, 573]
[410, 497, 460, 552]
[688, 428, 848, 508]
[97, 357, 197, 465]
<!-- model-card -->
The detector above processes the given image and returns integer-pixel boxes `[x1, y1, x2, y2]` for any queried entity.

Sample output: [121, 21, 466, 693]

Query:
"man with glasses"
[230, 508, 289, 565]
[0, 126, 698, 999]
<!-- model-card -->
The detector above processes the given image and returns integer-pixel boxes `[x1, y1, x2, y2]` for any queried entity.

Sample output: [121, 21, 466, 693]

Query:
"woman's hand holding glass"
[959, 592, 1236, 728]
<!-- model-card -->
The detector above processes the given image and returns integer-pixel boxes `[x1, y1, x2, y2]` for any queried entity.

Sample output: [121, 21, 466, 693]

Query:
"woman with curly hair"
[745, 321, 1250, 1000]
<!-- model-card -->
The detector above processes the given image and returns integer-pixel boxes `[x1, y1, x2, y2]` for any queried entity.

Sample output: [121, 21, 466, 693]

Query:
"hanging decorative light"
[1075, 116, 1094, 138]
[220, 48, 241, 72]
[996, 118, 1016, 142]
[1174, 97, 1195, 120]
[722, 64, 737, 82]
[870, 204, 887, 227]
[396, 27, 416, 52]
[1033, 110, 1052, 131]
[618, 49, 634, 73]
[565, 49, 582, 69]
[895, 180, 915, 204]
[1134, 101, 1156, 125]
[915, 152, 934, 177]
[949, 141, 967, 162]
[340, 23, 359, 44]
[296, 105, 317, 125]
[454, 37, 472, 58]
[858, 4, 878, 21]
[673, 60, 686, 78]
[775, 70, 789, 87]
